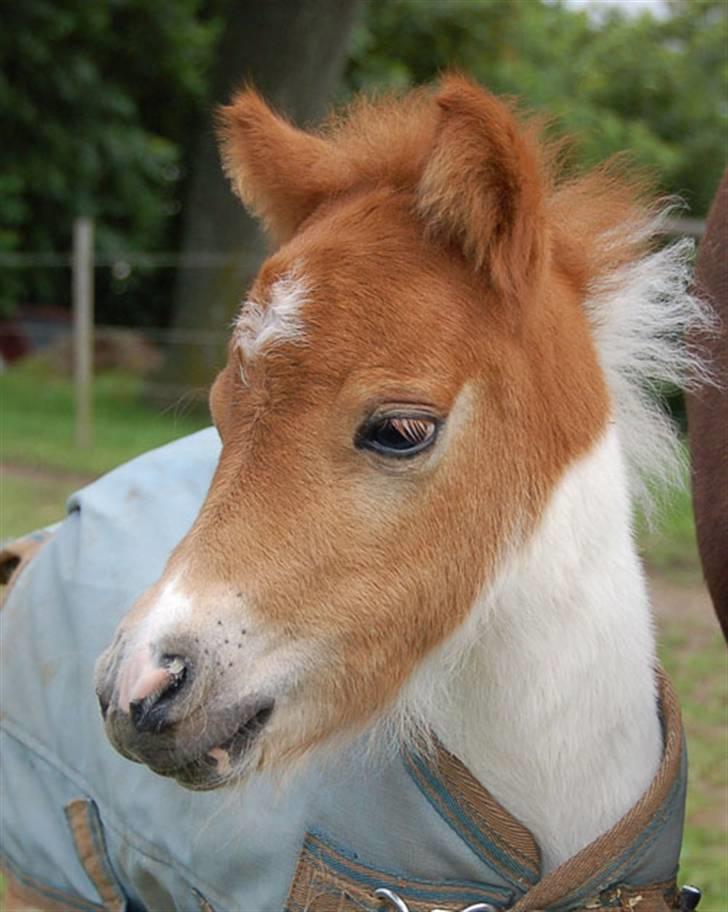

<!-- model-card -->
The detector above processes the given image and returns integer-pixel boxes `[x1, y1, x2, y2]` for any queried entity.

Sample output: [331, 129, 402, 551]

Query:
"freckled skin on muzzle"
[95, 634, 275, 790]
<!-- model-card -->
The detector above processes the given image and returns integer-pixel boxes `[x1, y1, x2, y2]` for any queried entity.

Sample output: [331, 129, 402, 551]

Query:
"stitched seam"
[589, 776, 680, 894]
[442, 776, 539, 874]
[407, 753, 519, 885]
[285, 847, 376, 912]
[293, 881, 372, 912]
[551, 776, 683, 909]
[286, 882, 371, 912]
[1, 852, 105, 912]
[425, 747, 540, 875]
[65, 801, 119, 909]
[308, 832, 508, 900]
[407, 750, 538, 885]
[405, 751, 534, 888]
[76, 799, 128, 910]
[1, 722, 234, 911]
[307, 831, 512, 902]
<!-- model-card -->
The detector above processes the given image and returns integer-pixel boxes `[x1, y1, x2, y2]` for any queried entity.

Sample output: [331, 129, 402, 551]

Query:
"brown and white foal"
[95, 77, 709, 871]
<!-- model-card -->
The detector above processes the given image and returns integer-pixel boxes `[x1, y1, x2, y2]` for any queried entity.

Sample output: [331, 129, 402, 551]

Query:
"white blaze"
[234, 268, 308, 366]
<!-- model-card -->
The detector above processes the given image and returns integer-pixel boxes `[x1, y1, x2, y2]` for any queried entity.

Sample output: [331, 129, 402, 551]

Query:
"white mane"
[585, 211, 716, 512]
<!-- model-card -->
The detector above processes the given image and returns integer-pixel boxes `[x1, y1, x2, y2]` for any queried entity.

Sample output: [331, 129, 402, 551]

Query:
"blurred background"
[0, 0, 726, 901]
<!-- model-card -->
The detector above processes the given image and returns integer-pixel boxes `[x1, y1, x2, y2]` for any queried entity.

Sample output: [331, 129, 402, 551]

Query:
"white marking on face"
[141, 576, 194, 643]
[234, 267, 308, 370]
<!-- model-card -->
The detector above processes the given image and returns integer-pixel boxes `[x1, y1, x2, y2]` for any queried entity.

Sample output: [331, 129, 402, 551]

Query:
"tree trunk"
[152, 0, 361, 405]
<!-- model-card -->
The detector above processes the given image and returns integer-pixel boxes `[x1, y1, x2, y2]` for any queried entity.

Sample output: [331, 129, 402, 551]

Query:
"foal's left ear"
[418, 76, 549, 301]
[217, 88, 345, 244]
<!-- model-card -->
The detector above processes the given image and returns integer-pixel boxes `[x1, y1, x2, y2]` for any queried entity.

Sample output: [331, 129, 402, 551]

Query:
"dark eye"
[356, 415, 439, 458]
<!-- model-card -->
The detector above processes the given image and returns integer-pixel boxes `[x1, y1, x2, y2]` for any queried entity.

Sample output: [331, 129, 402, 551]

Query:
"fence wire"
[0, 214, 708, 438]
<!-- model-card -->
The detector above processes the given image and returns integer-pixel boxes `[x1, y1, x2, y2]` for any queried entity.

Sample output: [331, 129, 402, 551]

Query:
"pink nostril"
[117, 648, 186, 715]
[118, 646, 161, 713]
[129, 665, 175, 707]
[118, 651, 189, 735]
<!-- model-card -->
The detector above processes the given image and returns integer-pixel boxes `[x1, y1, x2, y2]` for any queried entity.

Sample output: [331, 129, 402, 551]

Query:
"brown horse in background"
[687, 170, 728, 641]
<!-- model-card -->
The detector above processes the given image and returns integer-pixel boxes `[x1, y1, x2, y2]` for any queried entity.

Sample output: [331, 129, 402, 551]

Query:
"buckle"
[374, 888, 497, 912]
[375, 889, 411, 912]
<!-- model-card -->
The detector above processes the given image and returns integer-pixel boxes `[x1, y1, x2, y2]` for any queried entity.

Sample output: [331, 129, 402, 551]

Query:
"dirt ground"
[650, 575, 719, 627]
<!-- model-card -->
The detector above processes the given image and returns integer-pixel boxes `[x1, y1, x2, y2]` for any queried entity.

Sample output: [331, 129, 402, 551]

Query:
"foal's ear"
[217, 89, 342, 244]
[417, 76, 549, 300]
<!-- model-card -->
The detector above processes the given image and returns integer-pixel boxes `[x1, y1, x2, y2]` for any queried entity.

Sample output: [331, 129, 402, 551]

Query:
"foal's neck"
[425, 428, 663, 872]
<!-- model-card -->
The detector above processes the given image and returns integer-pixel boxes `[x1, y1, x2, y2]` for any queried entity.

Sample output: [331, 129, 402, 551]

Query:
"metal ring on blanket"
[374, 888, 496, 912]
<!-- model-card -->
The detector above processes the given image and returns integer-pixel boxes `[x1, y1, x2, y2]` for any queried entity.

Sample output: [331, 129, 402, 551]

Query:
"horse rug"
[0, 430, 688, 912]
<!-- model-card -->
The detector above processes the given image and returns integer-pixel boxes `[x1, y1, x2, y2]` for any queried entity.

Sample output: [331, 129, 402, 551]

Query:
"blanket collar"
[402, 667, 687, 911]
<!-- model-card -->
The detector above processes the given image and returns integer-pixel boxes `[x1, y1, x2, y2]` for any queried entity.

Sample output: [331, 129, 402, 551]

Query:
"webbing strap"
[65, 798, 127, 912]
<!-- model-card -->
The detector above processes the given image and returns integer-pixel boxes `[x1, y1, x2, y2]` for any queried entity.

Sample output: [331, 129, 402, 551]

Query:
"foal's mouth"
[195, 699, 275, 787]
[171, 698, 276, 791]
[107, 697, 276, 791]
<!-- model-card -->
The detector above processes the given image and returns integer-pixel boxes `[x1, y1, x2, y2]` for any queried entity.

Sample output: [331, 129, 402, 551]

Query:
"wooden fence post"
[72, 216, 94, 448]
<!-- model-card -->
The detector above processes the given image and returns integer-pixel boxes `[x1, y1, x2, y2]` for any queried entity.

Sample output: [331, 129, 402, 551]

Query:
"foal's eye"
[356, 414, 439, 458]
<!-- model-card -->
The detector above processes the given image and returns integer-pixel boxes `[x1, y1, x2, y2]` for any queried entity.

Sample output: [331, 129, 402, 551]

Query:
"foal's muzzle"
[95, 641, 274, 789]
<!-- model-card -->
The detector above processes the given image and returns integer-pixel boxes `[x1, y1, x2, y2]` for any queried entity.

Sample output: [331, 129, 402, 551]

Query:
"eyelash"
[355, 414, 440, 458]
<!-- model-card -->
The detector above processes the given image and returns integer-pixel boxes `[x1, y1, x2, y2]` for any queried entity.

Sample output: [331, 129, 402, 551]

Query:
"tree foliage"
[345, 0, 727, 216]
[1, 0, 725, 326]
[0, 0, 220, 319]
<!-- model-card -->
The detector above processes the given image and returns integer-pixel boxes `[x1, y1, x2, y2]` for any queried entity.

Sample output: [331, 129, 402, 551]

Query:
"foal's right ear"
[417, 76, 549, 302]
[217, 89, 344, 244]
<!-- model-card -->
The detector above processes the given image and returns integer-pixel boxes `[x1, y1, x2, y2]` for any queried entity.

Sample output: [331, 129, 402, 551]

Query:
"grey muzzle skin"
[94, 639, 274, 790]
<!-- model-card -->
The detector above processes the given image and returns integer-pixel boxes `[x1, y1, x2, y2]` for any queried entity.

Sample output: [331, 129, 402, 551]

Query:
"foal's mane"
[579, 203, 713, 512]
[547, 162, 714, 509]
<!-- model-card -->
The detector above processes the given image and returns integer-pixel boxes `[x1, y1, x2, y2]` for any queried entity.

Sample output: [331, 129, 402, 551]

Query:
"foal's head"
[95, 77, 683, 788]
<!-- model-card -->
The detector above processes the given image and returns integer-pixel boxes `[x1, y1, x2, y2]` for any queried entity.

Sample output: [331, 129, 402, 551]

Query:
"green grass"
[639, 484, 704, 585]
[1, 358, 208, 478]
[0, 469, 71, 540]
[660, 616, 728, 904]
[0, 361, 726, 902]
[634, 482, 726, 900]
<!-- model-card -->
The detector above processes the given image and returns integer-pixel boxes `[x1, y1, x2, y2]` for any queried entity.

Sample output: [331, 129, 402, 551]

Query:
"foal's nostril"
[128, 655, 188, 734]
